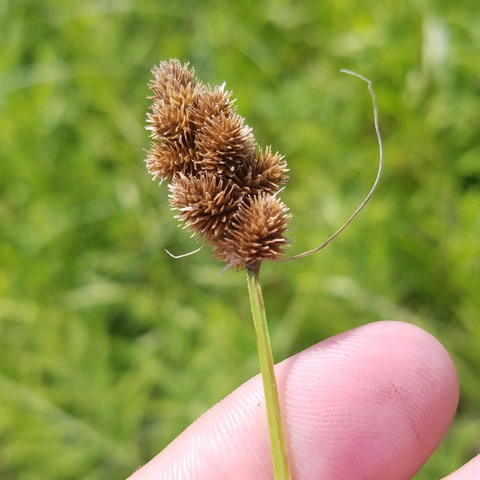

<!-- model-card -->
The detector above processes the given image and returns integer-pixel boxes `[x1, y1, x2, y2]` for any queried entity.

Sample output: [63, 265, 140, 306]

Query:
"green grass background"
[1, 1, 479, 478]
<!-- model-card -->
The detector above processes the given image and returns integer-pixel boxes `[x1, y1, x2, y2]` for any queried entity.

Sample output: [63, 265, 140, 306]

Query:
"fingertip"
[280, 321, 459, 479]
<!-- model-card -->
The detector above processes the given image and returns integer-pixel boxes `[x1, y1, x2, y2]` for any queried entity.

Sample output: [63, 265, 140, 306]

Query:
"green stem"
[246, 266, 292, 480]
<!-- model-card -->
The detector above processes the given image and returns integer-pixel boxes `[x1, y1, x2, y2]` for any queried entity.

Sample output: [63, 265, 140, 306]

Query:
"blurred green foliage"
[1, 0, 479, 478]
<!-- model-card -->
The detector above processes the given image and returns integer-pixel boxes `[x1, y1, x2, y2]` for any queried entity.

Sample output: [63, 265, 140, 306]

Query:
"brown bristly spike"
[234, 146, 289, 195]
[193, 83, 235, 127]
[145, 59, 292, 270]
[211, 193, 291, 270]
[194, 112, 256, 175]
[168, 174, 244, 239]
[149, 60, 196, 102]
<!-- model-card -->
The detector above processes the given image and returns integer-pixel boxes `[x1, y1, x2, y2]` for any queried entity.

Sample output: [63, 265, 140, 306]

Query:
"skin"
[128, 321, 479, 480]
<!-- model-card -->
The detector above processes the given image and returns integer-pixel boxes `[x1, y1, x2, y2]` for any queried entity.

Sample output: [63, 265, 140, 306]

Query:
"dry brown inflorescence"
[145, 59, 291, 271]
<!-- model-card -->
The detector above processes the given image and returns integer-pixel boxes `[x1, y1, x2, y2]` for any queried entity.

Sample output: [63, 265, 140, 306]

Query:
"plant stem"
[246, 266, 292, 480]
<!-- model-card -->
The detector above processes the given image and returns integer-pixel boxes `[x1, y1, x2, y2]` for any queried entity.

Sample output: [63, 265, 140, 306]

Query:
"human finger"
[128, 321, 458, 480]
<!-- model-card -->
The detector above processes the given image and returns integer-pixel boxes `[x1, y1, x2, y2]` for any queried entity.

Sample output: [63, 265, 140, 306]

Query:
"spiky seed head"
[145, 59, 291, 270]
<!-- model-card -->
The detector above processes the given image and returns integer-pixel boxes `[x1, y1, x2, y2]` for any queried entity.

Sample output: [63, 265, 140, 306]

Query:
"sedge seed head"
[145, 59, 291, 270]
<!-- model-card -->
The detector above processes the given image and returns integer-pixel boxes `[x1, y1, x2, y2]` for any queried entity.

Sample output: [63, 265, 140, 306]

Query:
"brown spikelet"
[146, 60, 199, 182]
[149, 60, 196, 102]
[145, 59, 292, 270]
[195, 112, 256, 175]
[212, 193, 291, 270]
[169, 174, 243, 239]
[146, 92, 196, 145]
[193, 84, 235, 127]
[234, 146, 289, 195]
[145, 141, 197, 181]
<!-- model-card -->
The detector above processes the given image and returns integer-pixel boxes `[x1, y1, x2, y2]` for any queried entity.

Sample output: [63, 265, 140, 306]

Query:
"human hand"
[128, 321, 479, 479]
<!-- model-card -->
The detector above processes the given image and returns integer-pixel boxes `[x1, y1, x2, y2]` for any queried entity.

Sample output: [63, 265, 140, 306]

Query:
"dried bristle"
[146, 59, 291, 269]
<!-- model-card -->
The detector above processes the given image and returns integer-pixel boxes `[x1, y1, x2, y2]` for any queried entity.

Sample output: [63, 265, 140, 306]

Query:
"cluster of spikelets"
[145, 59, 291, 271]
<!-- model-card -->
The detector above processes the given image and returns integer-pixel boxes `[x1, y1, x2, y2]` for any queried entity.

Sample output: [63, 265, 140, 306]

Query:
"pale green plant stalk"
[246, 266, 292, 480]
